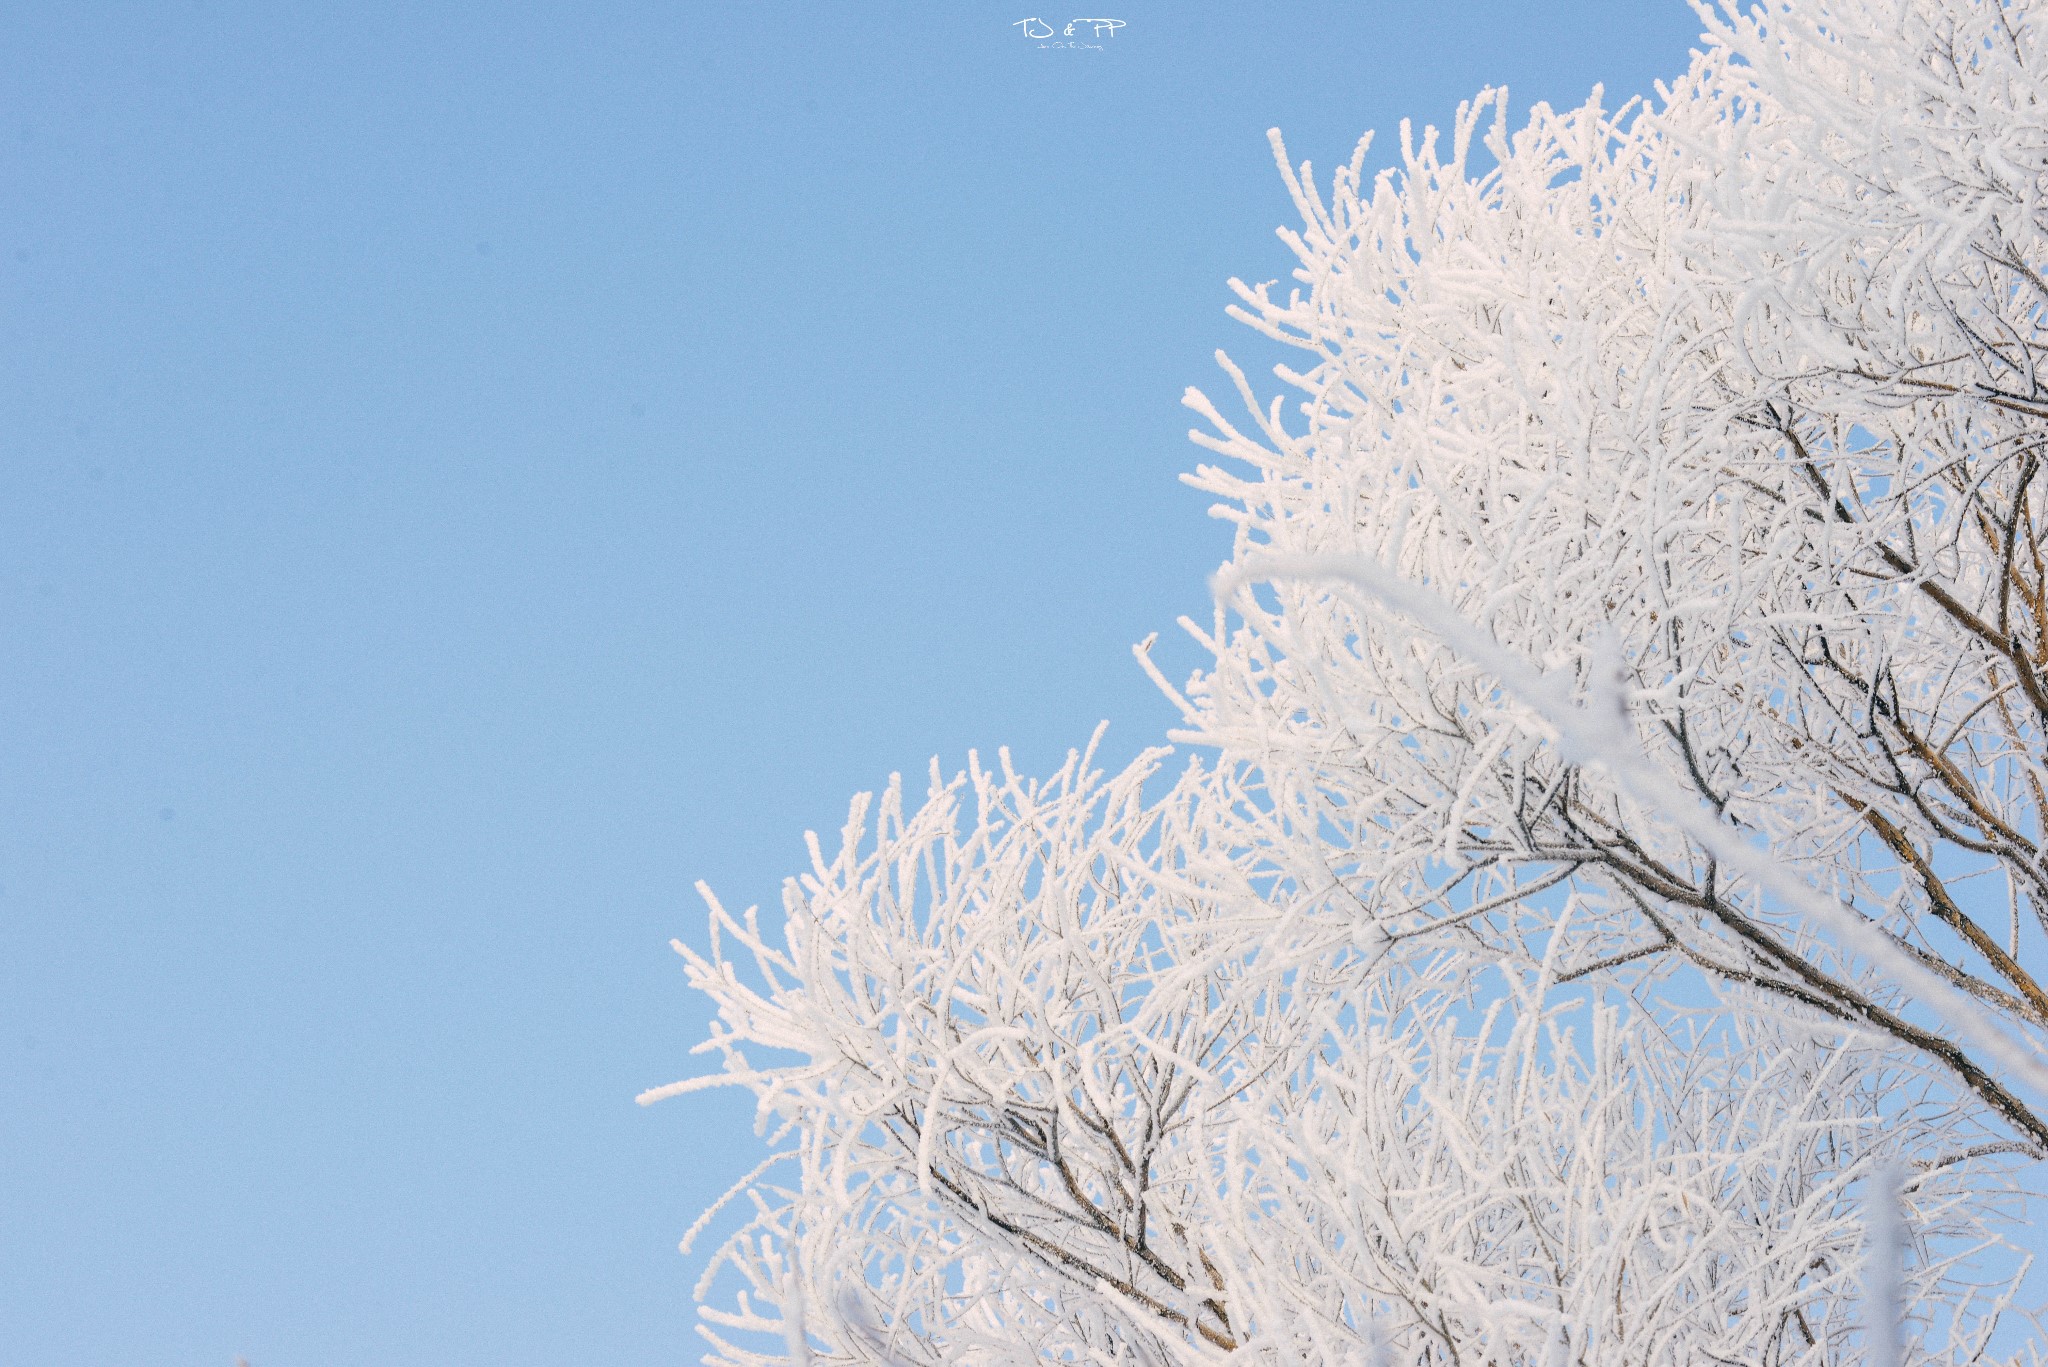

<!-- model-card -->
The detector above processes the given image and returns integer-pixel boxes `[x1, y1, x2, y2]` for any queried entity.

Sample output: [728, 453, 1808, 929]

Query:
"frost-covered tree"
[655, 740, 2031, 1363]
[649, 0, 2048, 1360]
[1177, 0, 2048, 1146]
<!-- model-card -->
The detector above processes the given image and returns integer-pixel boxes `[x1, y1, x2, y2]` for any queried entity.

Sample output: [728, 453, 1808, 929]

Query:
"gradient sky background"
[3, 4, 1716, 1363]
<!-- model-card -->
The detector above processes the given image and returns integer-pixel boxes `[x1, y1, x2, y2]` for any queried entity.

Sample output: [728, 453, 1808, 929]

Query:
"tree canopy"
[650, 2, 2048, 1361]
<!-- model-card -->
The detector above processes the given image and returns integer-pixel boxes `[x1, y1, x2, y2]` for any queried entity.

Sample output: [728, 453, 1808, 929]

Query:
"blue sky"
[1, 4, 1706, 1363]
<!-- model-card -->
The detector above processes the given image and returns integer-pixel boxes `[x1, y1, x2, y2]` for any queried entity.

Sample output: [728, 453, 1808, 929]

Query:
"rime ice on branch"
[654, 0, 2048, 1360]
[1186, 0, 2048, 1150]
[659, 740, 2029, 1363]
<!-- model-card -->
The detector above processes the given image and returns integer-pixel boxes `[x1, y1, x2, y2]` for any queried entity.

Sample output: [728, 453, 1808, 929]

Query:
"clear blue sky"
[1, 4, 1705, 1363]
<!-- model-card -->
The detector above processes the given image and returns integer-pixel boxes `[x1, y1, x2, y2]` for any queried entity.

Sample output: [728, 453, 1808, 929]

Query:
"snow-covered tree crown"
[1181, 0, 2048, 1143]
[651, 1, 2048, 1361]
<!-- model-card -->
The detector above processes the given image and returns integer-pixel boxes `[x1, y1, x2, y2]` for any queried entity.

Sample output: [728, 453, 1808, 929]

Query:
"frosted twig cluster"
[1185, 0, 2048, 1145]
[651, 0, 2048, 1360]
[658, 740, 2030, 1363]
